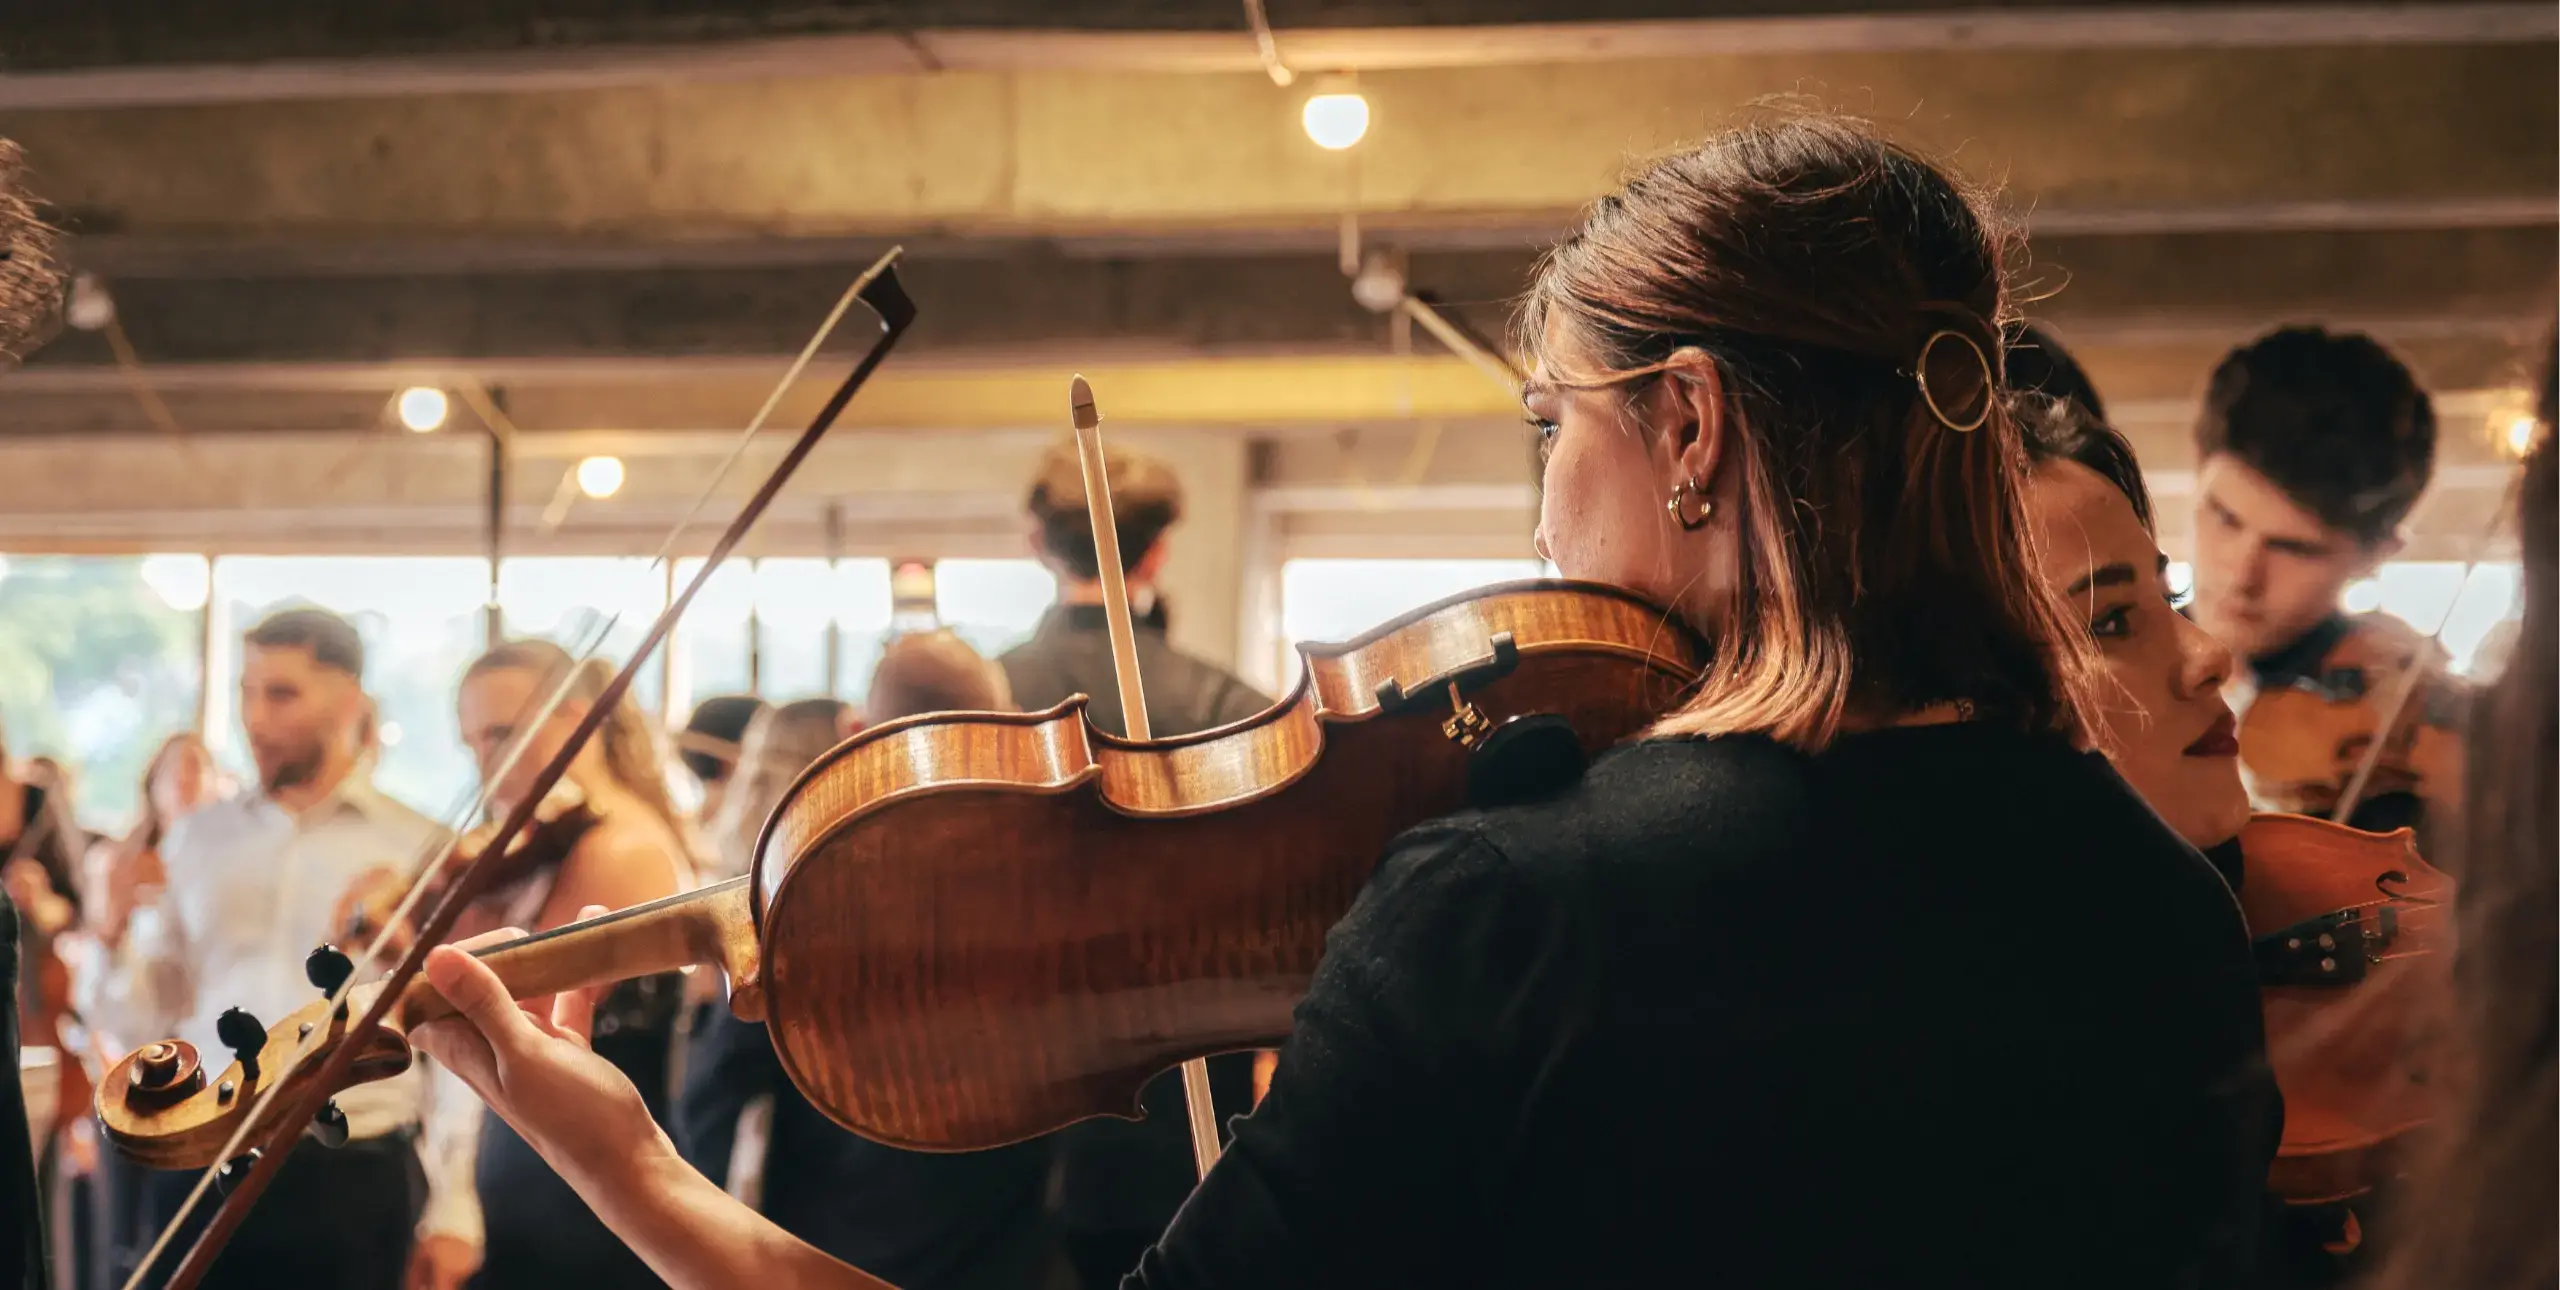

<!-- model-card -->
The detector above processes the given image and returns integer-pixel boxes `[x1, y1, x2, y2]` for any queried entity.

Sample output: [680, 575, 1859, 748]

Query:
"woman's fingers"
[423, 944, 540, 1047]
[543, 906, 611, 1047]
[446, 925, 530, 953]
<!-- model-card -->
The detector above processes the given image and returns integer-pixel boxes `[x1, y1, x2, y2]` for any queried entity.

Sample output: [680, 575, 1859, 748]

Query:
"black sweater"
[1132, 725, 2279, 1289]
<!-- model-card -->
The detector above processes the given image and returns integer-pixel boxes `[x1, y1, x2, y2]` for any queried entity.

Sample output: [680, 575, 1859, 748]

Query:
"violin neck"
[395, 876, 763, 1028]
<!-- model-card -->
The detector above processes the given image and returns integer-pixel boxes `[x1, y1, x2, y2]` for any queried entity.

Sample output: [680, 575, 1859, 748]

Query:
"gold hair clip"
[1914, 328, 1994, 433]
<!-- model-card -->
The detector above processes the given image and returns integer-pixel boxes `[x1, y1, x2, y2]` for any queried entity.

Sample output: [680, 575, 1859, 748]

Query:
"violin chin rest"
[1466, 713, 1587, 809]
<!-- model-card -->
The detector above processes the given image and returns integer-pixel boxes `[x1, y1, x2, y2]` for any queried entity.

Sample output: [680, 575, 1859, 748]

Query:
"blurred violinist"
[2184, 327, 2466, 845]
[88, 608, 444, 1290]
[409, 639, 698, 1290]
[679, 643, 1057, 1290]
[410, 116, 2279, 1289]
[1003, 439, 1267, 1290]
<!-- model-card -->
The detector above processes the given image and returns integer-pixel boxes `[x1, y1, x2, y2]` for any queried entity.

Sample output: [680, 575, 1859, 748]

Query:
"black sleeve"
[1125, 827, 1591, 1290]
[672, 1006, 786, 1189]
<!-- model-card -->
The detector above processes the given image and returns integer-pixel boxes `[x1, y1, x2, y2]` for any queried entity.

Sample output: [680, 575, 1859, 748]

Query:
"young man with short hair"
[2187, 325, 2464, 840]
[999, 437, 1268, 1290]
[89, 608, 448, 1289]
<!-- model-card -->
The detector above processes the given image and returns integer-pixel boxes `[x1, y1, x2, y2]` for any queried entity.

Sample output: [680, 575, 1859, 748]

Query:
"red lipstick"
[2184, 711, 2240, 758]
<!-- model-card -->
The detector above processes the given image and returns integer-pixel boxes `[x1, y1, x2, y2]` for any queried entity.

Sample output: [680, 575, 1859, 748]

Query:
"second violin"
[97, 578, 1703, 1166]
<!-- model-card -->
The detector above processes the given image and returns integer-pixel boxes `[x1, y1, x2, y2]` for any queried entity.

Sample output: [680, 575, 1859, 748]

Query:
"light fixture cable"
[1243, 0, 1294, 86]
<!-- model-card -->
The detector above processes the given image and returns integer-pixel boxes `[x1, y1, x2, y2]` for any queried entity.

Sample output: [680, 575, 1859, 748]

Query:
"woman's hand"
[407, 912, 661, 1189]
[410, 913, 894, 1290]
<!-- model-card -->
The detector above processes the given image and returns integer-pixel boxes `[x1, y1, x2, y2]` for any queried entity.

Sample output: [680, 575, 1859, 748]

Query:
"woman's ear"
[1658, 349, 1729, 492]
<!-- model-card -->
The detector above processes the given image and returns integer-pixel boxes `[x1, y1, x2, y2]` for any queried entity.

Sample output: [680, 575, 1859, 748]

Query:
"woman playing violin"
[2018, 391, 2463, 1289]
[409, 117, 2277, 1289]
[410, 640, 698, 1290]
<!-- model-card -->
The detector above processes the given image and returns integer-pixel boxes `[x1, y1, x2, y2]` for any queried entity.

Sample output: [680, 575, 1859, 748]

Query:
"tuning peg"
[215, 1006, 265, 1082]
[308, 1100, 350, 1149]
[306, 943, 354, 996]
[213, 1149, 262, 1197]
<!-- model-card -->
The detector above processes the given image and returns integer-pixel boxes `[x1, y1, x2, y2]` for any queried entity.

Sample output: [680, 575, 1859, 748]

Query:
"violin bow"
[2327, 463, 2525, 826]
[1066, 376, 1225, 1181]
[130, 250, 917, 1290]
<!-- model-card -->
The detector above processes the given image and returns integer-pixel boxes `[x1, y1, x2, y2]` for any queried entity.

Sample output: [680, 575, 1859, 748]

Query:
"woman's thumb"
[424, 945, 532, 1042]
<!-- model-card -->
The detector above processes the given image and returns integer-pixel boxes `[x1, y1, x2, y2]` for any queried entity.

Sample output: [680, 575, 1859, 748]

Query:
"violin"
[95, 579, 1703, 1166]
[332, 781, 603, 957]
[2237, 613, 2467, 832]
[2237, 811, 2456, 1206]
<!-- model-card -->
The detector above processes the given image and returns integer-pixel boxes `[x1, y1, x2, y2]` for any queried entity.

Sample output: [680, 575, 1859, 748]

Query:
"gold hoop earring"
[1667, 479, 1711, 531]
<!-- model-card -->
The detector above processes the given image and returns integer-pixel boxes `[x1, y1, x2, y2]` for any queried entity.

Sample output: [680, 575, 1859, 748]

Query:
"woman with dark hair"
[410, 116, 2275, 1289]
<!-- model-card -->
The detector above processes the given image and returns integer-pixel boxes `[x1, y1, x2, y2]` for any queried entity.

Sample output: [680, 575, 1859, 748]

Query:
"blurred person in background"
[409, 640, 700, 1290]
[677, 695, 767, 833]
[2182, 327, 2463, 844]
[679, 636, 1061, 1290]
[702, 699, 850, 885]
[1001, 439, 1268, 1290]
[58, 732, 221, 1290]
[86, 608, 443, 1290]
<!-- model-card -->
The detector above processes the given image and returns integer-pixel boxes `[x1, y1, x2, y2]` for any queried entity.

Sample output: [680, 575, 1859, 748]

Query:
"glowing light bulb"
[575, 455, 626, 499]
[1301, 91, 1370, 151]
[395, 387, 449, 433]
[2505, 413, 2538, 457]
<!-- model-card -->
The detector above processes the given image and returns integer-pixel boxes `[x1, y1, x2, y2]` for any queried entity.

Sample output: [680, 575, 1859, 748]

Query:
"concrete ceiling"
[0, 2, 2548, 559]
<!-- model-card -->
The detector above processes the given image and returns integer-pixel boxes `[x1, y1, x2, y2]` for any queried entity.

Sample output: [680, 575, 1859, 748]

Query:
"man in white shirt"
[89, 607, 445, 1290]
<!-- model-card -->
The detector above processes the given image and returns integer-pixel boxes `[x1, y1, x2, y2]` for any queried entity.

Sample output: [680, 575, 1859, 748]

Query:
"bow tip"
[1069, 374, 1099, 430]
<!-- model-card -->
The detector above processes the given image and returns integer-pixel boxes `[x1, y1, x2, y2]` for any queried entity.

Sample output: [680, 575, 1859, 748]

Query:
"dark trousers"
[129, 1134, 423, 1290]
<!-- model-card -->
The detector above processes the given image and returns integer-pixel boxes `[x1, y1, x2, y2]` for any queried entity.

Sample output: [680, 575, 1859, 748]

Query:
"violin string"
[118, 262, 885, 1290]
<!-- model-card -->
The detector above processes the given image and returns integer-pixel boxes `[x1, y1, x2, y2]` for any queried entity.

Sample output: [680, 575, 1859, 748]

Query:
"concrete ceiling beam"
[4, 44, 2546, 243]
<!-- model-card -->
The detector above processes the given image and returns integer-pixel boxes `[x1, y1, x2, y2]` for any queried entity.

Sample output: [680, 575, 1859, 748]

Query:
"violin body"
[748, 580, 1701, 1150]
[333, 782, 601, 956]
[2236, 613, 2466, 827]
[95, 580, 1702, 1166]
[2239, 812, 2456, 1205]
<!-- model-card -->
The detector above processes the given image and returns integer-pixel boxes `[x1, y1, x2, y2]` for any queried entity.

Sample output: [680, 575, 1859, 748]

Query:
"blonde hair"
[464, 639, 684, 836]
[1523, 116, 2104, 750]
[709, 698, 855, 881]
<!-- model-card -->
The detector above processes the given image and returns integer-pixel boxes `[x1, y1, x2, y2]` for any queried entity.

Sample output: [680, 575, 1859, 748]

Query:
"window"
[670, 557, 752, 717]
[934, 559, 1056, 659]
[752, 559, 837, 702]
[209, 556, 490, 819]
[833, 559, 896, 707]
[1277, 558, 1547, 682]
[0, 556, 208, 834]
[2341, 561, 2522, 676]
[503, 558, 670, 712]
